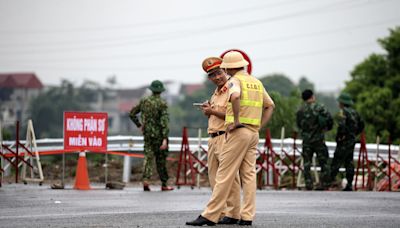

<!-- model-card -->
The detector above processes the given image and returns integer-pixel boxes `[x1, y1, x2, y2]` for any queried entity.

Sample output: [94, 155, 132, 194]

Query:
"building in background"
[93, 80, 188, 135]
[0, 74, 203, 136]
[0, 73, 43, 128]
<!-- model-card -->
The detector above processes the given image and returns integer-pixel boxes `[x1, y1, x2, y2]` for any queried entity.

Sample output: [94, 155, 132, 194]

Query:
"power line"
[1, 16, 397, 63]
[0, 42, 377, 72]
[255, 41, 376, 62]
[0, 0, 379, 53]
[0, 0, 336, 48]
[0, 0, 307, 34]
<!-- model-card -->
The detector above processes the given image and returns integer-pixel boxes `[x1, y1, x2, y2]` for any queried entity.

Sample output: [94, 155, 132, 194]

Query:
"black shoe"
[186, 215, 216, 226]
[143, 182, 150, 191]
[218, 216, 239, 224]
[238, 220, 252, 226]
[342, 185, 353, 191]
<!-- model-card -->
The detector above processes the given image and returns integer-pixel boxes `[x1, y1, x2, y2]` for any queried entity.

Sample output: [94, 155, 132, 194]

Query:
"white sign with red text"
[64, 112, 108, 151]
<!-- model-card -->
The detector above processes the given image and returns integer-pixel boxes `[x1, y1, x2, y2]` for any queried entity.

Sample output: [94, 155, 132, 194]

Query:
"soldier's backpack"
[344, 107, 364, 136]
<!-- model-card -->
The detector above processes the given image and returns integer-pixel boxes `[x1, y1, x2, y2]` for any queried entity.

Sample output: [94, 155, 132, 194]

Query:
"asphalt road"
[0, 184, 399, 227]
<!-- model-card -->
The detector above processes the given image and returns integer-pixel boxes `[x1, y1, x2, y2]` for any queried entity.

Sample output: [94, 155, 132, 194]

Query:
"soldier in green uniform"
[330, 92, 364, 191]
[129, 80, 174, 191]
[296, 89, 333, 190]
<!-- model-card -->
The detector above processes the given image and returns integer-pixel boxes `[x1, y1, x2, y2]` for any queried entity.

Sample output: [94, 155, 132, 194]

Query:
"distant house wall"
[0, 73, 43, 127]
[98, 82, 185, 135]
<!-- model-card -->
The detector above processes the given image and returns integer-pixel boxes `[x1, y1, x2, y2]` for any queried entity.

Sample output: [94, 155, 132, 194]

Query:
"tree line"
[170, 27, 400, 144]
[23, 27, 400, 144]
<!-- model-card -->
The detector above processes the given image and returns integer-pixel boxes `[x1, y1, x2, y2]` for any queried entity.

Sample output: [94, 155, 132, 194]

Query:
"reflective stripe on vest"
[225, 115, 261, 125]
[225, 73, 264, 126]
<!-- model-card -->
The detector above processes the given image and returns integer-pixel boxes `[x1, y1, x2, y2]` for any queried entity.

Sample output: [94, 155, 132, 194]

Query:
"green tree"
[260, 91, 301, 139]
[259, 73, 297, 97]
[258, 74, 337, 139]
[316, 93, 339, 114]
[169, 73, 338, 141]
[28, 80, 91, 138]
[298, 77, 315, 92]
[79, 80, 102, 102]
[344, 27, 400, 143]
[297, 76, 338, 114]
[169, 78, 213, 137]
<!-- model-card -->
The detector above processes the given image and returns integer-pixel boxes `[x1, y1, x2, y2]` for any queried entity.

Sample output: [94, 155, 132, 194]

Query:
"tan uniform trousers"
[207, 134, 241, 219]
[202, 127, 259, 222]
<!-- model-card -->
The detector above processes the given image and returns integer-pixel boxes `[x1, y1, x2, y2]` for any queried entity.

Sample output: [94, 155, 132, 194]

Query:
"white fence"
[2, 135, 399, 184]
[2, 135, 399, 160]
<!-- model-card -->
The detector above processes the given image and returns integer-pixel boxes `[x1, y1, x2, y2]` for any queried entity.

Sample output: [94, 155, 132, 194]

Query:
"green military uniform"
[296, 102, 332, 190]
[330, 93, 364, 191]
[129, 81, 170, 187]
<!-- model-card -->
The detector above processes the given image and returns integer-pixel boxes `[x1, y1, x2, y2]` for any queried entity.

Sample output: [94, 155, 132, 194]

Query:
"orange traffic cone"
[74, 152, 91, 190]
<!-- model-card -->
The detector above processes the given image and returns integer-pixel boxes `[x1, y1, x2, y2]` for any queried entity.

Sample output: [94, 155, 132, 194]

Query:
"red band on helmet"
[206, 61, 222, 72]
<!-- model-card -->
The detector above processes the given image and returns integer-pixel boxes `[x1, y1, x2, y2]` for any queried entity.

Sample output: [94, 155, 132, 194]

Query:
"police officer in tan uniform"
[200, 57, 241, 224]
[187, 51, 275, 226]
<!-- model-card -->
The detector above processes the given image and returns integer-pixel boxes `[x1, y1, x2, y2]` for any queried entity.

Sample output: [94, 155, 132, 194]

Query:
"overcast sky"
[0, 0, 399, 92]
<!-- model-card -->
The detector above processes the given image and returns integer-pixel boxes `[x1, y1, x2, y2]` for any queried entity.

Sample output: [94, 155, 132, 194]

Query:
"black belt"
[210, 131, 225, 138]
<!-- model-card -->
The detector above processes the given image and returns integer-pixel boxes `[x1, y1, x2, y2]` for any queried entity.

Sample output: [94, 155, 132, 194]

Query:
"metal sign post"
[197, 128, 202, 188]
[105, 149, 108, 184]
[62, 152, 65, 187]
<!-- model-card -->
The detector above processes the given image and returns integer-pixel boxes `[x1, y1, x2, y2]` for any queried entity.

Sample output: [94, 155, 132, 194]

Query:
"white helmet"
[220, 51, 249, 69]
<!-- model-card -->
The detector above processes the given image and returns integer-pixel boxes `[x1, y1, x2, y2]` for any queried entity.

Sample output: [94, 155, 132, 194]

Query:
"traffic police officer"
[187, 51, 275, 226]
[200, 57, 241, 224]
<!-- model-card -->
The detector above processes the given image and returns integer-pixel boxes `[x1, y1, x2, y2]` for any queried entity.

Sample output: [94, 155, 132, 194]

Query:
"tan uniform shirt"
[206, 77, 242, 219]
[227, 70, 275, 132]
[208, 79, 229, 134]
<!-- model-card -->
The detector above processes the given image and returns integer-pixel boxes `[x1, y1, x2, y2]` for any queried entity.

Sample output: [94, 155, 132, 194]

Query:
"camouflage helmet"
[337, 92, 354, 106]
[149, 80, 165, 93]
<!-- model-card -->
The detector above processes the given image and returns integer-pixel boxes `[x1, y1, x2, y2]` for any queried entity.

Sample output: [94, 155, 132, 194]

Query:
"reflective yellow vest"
[225, 73, 264, 126]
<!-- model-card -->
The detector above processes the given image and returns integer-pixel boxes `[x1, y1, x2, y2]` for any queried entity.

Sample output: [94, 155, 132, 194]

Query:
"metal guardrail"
[2, 135, 399, 186]
[1, 135, 399, 161]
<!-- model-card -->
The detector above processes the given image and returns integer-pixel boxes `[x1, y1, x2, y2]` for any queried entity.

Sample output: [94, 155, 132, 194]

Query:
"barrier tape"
[0, 149, 178, 161]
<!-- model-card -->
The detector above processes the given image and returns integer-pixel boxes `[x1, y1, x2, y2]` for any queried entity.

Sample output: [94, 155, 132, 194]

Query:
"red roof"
[119, 100, 139, 112]
[0, 73, 43, 89]
[182, 84, 204, 96]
